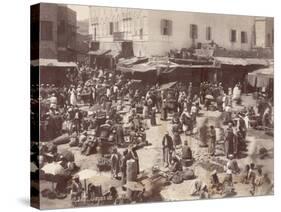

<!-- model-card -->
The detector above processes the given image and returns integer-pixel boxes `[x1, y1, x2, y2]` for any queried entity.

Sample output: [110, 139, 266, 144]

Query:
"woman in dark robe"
[150, 108, 157, 126]
[115, 124, 125, 146]
[160, 99, 167, 121]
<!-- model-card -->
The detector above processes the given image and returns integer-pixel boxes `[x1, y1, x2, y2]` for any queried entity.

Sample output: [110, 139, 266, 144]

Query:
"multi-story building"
[32, 3, 77, 62]
[89, 6, 270, 58]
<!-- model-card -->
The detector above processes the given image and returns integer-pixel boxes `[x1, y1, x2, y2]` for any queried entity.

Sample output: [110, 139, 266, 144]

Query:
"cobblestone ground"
[40, 94, 274, 208]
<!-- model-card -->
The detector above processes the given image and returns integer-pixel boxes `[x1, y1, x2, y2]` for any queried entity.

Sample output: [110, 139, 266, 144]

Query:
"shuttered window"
[241, 31, 247, 43]
[109, 22, 114, 35]
[206, 26, 212, 40]
[230, 29, 237, 42]
[160, 19, 172, 36]
[190, 24, 198, 39]
[140, 28, 143, 39]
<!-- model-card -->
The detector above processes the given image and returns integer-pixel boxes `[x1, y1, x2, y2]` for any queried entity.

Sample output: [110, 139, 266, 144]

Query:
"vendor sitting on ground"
[170, 155, 183, 173]
[182, 140, 192, 160]
[222, 169, 236, 196]
[58, 155, 79, 175]
[71, 175, 83, 201]
[225, 154, 240, 174]
[191, 179, 208, 197]
[81, 134, 98, 156]
[210, 170, 222, 193]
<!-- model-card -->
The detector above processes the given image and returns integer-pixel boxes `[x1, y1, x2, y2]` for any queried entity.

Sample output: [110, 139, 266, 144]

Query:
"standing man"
[188, 82, 193, 99]
[208, 125, 216, 156]
[71, 176, 83, 201]
[120, 150, 128, 185]
[160, 99, 168, 121]
[162, 131, 174, 167]
[224, 123, 234, 158]
[127, 144, 140, 174]
[110, 147, 121, 179]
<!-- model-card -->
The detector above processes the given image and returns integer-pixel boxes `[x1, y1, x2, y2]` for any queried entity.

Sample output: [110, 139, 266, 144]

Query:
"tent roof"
[131, 63, 157, 73]
[31, 59, 77, 67]
[158, 81, 177, 90]
[106, 50, 120, 58]
[118, 57, 148, 66]
[215, 57, 270, 66]
[119, 60, 218, 74]
[248, 66, 274, 77]
[88, 49, 111, 55]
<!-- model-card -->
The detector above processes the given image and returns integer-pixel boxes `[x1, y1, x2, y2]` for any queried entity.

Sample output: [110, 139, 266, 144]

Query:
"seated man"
[181, 140, 193, 167]
[182, 140, 192, 160]
[170, 155, 183, 173]
[81, 135, 98, 156]
[210, 170, 223, 194]
[222, 169, 236, 197]
[226, 154, 240, 174]
[191, 179, 207, 196]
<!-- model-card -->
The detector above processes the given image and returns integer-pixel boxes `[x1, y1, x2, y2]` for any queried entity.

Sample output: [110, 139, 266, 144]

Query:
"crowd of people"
[36, 61, 273, 205]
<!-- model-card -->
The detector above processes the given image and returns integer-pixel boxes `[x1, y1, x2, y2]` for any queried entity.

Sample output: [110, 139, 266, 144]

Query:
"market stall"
[31, 59, 78, 86]
[247, 66, 274, 88]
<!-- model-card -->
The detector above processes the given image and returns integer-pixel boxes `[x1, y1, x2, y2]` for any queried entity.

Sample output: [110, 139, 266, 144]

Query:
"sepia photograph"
[30, 2, 274, 209]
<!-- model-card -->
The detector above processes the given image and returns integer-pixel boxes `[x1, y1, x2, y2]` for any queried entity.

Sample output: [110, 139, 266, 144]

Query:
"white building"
[89, 6, 270, 57]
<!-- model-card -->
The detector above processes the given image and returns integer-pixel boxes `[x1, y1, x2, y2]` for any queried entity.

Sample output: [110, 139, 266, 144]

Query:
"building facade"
[89, 6, 266, 57]
[37, 3, 77, 62]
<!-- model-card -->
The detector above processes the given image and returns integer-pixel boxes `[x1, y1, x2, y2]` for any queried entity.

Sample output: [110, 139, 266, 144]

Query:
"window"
[114, 21, 119, 32]
[230, 29, 236, 42]
[40, 21, 53, 41]
[190, 24, 198, 39]
[109, 22, 114, 35]
[139, 28, 143, 40]
[206, 26, 212, 40]
[241, 31, 247, 43]
[161, 19, 172, 36]
[123, 18, 132, 33]
[58, 20, 66, 34]
[266, 33, 271, 47]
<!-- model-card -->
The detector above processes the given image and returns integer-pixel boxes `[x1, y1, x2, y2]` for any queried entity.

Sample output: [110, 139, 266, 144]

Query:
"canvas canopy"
[119, 61, 179, 73]
[158, 81, 177, 91]
[215, 57, 270, 66]
[31, 59, 77, 68]
[88, 49, 111, 56]
[118, 57, 148, 67]
[247, 66, 274, 88]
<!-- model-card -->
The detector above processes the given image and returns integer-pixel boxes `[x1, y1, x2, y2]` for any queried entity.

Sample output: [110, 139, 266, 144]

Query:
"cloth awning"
[119, 60, 218, 74]
[88, 49, 111, 56]
[248, 67, 274, 77]
[158, 81, 177, 90]
[105, 50, 120, 58]
[215, 57, 270, 66]
[118, 57, 148, 67]
[131, 63, 157, 73]
[247, 66, 274, 87]
[245, 58, 270, 66]
[31, 59, 77, 68]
